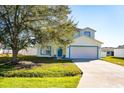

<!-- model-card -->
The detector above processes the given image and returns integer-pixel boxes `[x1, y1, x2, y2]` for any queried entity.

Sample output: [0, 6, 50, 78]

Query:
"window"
[84, 31, 91, 37]
[107, 51, 110, 54]
[40, 46, 51, 55]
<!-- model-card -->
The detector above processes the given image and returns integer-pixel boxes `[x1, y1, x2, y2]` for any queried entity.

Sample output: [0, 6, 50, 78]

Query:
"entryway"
[57, 48, 63, 57]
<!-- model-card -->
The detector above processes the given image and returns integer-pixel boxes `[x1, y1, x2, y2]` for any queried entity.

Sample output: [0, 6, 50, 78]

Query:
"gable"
[70, 35, 103, 46]
[76, 27, 96, 39]
[82, 27, 96, 32]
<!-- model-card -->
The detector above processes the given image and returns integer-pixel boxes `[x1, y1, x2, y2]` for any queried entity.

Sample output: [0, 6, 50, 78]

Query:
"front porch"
[37, 46, 66, 59]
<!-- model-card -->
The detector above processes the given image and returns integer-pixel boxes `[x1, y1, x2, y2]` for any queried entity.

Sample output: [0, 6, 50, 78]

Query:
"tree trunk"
[12, 49, 18, 63]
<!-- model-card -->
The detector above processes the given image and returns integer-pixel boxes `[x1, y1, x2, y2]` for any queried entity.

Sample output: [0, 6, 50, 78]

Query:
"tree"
[0, 5, 76, 63]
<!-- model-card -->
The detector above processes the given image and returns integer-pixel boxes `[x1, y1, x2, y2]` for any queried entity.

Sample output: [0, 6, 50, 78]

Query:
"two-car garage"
[66, 35, 102, 60]
[68, 46, 98, 59]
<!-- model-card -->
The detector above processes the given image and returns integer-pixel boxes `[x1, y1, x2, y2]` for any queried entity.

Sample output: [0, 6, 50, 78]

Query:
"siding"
[19, 48, 37, 56]
[114, 49, 124, 58]
[101, 51, 107, 58]
[0, 48, 3, 54]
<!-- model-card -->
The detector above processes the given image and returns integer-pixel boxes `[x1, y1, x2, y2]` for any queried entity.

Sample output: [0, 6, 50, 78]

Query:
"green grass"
[0, 62, 82, 77]
[0, 55, 82, 88]
[0, 55, 82, 77]
[101, 56, 124, 66]
[0, 76, 80, 88]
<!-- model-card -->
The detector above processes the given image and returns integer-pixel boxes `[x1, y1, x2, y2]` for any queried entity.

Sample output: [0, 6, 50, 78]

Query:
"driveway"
[74, 60, 124, 88]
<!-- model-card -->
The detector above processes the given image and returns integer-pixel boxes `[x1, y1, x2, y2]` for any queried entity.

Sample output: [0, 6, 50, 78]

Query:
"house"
[1, 27, 103, 59]
[19, 47, 37, 56]
[0, 44, 3, 54]
[114, 45, 124, 58]
[36, 27, 103, 59]
[0, 44, 12, 54]
[101, 47, 114, 57]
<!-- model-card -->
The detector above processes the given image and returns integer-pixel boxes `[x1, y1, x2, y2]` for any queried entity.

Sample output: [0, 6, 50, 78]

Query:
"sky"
[69, 5, 124, 47]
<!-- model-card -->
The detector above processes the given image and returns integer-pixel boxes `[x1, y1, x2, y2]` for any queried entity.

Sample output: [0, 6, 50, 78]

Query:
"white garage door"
[70, 46, 98, 59]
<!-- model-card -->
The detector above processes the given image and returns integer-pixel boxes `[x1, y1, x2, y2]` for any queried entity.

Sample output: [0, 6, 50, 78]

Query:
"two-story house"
[34, 27, 103, 59]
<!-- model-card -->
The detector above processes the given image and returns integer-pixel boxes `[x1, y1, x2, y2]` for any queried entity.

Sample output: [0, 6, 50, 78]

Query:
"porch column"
[62, 46, 66, 57]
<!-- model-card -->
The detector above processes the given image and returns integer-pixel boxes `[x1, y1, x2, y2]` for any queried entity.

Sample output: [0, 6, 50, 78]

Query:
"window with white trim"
[40, 46, 51, 55]
[84, 31, 91, 37]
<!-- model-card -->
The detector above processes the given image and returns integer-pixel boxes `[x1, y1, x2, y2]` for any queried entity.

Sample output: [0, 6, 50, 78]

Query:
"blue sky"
[69, 5, 124, 47]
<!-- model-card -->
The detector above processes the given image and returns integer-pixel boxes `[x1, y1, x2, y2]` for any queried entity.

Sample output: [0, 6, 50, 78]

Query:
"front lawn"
[101, 56, 124, 66]
[0, 55, 82, 88]
[0, 76, 80, 88]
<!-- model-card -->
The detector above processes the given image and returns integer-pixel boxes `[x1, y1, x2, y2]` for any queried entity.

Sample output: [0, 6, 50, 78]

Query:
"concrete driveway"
[74, 60, 124, 88]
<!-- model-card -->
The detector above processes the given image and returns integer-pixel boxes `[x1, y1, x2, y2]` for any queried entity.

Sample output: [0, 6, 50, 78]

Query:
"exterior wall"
[36, 45, 66, 57]
[114, 49, 124, 58]
[19, 48, 37, 55]
[98, 47, 102, 58]
[37, 46, 54, 57]
[0, 48, 3, 54]
[80, 29, 95, 39]
[0, 49, 12, 54]
[101, 51, 107, 58]
[69, 36, 101, 47]
[53, 46, 57, 56]
[66, 36, 102, 59]
[80, 29, 95, 38]
[74, 28, 96, 39]
[66, 46, 69, 58]
[62, 46, 66, 57]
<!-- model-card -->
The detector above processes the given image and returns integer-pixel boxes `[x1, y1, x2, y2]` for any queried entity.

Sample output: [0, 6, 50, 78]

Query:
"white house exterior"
[66, 35, 102, 59]
[0, 48, 3, 54]
[0, 44, 3, 54]
[100, 51, 107, 58]
[1, 27, 103, 60]
[19, 48, 37, 56]
[114, 45, 124, 58]
[36, 27, 103, 59]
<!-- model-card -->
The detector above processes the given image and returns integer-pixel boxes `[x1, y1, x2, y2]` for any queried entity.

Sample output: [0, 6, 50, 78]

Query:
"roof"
[74, 35, 103, 44]
[115, 45, 124, 49]
[101, 47, 115, 52]
[75, 27, 103, 44]
[77, 27, 96, 32]
[83, 35, 103, 44]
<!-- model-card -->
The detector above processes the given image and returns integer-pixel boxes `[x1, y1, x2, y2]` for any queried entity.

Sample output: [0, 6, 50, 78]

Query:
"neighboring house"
[0, 49, 2, 54]
[19, 48, 37, 56]
[101, 47, 114, 57]
[0, 44, 3, 54]
[0, 44, 12, 54]
[0, 44, 4, 54]
[2, 48, 12, 54]
[36, 27, 103, 59]
[114, 45, 124, 58]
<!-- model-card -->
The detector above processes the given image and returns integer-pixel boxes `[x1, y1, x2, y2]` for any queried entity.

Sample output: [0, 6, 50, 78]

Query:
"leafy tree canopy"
[0, 5, 76, 62]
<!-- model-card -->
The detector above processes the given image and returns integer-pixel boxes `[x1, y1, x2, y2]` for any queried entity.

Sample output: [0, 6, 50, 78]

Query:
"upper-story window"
[84, 31, 91, 37]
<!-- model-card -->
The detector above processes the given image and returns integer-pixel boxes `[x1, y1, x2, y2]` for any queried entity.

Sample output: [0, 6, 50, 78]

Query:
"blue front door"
[58, 48, 63, 57]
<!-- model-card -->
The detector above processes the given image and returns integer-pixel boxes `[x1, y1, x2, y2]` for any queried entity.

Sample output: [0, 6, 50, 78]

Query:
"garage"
[69, 46, 98, 59]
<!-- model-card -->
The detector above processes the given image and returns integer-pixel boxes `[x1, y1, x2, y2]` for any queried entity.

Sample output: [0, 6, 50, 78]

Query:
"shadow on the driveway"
[72, 59, 96, 62]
